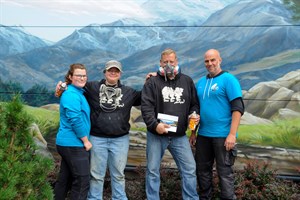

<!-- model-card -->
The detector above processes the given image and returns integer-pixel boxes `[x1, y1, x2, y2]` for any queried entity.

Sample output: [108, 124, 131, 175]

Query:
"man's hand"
[84, 141, 93, 151]
[224, 134, 236, 151]
[189, 131, 197, 146]
[145, 72, 157, 82]
[55, 81, 67, 97]
[189, 113, 200, 126]
[81, 136, 93, 151]
[155, 122, 170, 134]
[55, 81, 63, 97]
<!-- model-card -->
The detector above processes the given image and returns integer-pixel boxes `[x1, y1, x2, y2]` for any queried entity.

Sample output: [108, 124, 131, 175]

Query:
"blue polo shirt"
[196, 72, 242, 138]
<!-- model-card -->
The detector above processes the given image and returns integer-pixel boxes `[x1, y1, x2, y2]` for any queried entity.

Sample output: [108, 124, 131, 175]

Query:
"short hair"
[161, 48, 177, 60]
[64, 63, 86, 84]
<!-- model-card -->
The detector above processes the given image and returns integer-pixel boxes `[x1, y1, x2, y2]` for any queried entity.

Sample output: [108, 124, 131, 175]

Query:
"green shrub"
[0, 95, 54, 200]
[235, 160, 300, 200]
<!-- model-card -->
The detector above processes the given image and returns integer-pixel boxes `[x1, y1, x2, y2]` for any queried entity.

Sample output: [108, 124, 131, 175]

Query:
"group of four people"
[54, 48, 244, 200]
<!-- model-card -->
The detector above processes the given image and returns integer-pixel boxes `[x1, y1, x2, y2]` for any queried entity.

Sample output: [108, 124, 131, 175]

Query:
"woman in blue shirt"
[54, 63, 92, 200]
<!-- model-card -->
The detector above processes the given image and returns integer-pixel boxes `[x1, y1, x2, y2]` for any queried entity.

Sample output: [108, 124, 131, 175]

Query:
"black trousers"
[54, 145, 90, 200]
[195, 136, 237, 200]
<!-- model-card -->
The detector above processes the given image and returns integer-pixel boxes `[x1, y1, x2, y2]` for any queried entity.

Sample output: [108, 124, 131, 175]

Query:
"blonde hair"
[161, 48, 177, 60]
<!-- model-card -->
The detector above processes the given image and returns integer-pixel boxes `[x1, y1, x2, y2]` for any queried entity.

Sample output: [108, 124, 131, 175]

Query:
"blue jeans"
[146, 132, 199, 200]
[88, 135, 129, 200]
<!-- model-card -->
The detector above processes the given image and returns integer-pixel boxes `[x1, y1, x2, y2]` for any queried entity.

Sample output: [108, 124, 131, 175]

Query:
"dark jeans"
[195, 136, 237, 200]
[54, 145, 90, 200]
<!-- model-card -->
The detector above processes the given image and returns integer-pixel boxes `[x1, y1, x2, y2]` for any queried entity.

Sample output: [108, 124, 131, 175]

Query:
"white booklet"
[157, 113, 179, 132]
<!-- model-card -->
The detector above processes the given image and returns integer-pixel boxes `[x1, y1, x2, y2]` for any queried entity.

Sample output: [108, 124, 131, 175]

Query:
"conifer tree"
[0, 95, 54, 199]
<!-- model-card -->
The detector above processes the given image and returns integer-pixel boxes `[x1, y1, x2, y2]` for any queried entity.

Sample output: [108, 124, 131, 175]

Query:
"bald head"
[204, 49, 222, 77]
[204, 49, 221, 60]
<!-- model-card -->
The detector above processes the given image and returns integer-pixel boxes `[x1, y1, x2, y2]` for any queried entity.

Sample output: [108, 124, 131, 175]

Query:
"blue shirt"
[56, 84, 91, 147]
[196, 72, 242, 138]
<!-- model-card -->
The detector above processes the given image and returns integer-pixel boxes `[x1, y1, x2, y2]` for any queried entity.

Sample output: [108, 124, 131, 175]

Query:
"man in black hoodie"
[141, 48, 200, 200]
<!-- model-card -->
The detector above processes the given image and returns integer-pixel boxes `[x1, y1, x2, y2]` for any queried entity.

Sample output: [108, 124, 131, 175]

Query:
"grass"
[238, 118, 300, 149]
[132, 118, 300, 150]
[23, 105, 60, 137]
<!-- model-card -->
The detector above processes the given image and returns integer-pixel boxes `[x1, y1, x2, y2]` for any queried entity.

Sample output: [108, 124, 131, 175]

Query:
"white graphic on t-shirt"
[99, 84, 124, 112]
[211, 83, 219, 91]
[162, 86, 185, 104]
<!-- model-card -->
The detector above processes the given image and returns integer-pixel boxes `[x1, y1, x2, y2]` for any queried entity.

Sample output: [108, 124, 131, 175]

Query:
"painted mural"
[1, 0, 299, 175]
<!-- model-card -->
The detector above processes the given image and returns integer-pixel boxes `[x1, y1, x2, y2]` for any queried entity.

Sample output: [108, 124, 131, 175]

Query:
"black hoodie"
[84, 79, 141, 138]
[141, 71, 199, 137]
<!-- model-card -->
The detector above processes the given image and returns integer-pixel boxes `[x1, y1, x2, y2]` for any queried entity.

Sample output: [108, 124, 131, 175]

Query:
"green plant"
[235, 160, 299, 199]
[0, 95, 54, 200]
[159, 165, 182, 200]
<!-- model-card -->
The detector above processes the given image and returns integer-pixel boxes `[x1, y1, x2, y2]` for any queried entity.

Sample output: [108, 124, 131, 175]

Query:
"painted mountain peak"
[0, 0, 299, 92]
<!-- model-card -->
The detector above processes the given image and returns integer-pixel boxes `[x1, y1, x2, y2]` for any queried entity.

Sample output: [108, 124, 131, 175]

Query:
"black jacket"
[85, 79, 141, 138]
[141, 72, 199, 137]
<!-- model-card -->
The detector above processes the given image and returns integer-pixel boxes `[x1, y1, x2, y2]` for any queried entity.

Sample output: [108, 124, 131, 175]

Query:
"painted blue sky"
[1, 0, 149, 41]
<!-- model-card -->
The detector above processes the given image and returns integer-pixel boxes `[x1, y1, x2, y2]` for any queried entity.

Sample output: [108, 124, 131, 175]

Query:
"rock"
[29, 123, 47, 145]
[240, 112, 272, 125]
[277, 108, 300, 120]
[34, 137, 54, 159]
[128, 130, 176, 168]
[134, 122, 147, 128]
[130, 107, 142, 128]
[261, 87, 294, 119]
[276, 69, 300, 90]
[286, 92, 300, 113]
[244, 69, 300, 120]
[29, 123, 53, 160]
[244, 81, 281, 116]
[129, 131, 147, 148]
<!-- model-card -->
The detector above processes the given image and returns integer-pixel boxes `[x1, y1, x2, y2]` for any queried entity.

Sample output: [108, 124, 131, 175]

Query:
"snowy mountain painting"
[1, 0, 298, 90]
[1, 0, 299, 175]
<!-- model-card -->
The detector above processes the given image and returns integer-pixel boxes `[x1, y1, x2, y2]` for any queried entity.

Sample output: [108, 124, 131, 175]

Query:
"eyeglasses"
[73, 74, 87, 78]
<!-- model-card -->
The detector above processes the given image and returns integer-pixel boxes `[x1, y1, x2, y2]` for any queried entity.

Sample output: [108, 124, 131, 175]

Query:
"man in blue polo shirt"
[190, 49, 244, 200]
